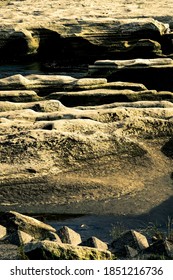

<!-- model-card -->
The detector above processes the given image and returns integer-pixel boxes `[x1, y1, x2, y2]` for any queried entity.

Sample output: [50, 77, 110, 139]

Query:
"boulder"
[0, 211, 56, 240]
[0, 75, 107, 94]
[0, 118, 149, 165]
[0, 68, 173, 217]
[3, 230, 33, 246]
[79, 236, 108, 251]
[89, 58, 173, 80]
[23, 240, 112, 260]
[3, 229, 61, 246]
[110, 230, 149, 258]
[0, 72, 172, 102]
[57, 226, 82, 245]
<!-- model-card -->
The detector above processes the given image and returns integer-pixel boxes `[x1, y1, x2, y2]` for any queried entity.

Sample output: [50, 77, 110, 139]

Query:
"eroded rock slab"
[0, 88, 173, 215]
[0, 211, 56, 240]
[0, 16, 171, 64]
[23, 240, 112, 260]
[88, 58, 173, 90]
[0, 74, 77, 93]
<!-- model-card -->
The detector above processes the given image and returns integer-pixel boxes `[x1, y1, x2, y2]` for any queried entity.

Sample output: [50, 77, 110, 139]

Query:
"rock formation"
[1, 211, 173, 260]
[0, 14, 172, 65]
[88, 58, 173, 90]
[0, 72, 173, 216]
[0, 0, 173, 260]
[0, 211, 56, 239]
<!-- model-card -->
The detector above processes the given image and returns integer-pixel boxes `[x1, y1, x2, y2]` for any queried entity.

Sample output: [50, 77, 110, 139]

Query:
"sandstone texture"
[0, 1, 173, 66]
[0, 0, 173, 252]
[1, 73, 173, 217]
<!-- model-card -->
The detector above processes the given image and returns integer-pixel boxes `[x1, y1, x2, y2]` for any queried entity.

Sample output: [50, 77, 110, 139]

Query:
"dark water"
[0, 62, 87, 79]
[36, 196, 173, 243]
[0, 62, 43, 78]
[32, 214, 168, 243]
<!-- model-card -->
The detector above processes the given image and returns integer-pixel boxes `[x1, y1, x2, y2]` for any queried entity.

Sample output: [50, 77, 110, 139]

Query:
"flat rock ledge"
[0, 15, 172, 65]
[0, 211, 173, 260]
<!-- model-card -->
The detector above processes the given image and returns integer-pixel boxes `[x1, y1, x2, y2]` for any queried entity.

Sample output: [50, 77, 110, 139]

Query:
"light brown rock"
[0, 211, 56, 240]
[57, 226, 82, 245]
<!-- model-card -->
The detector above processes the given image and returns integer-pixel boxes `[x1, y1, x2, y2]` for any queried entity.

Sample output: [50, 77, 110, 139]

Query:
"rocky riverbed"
[1, 211, 173, 260]
[0, 0, 173, 259]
